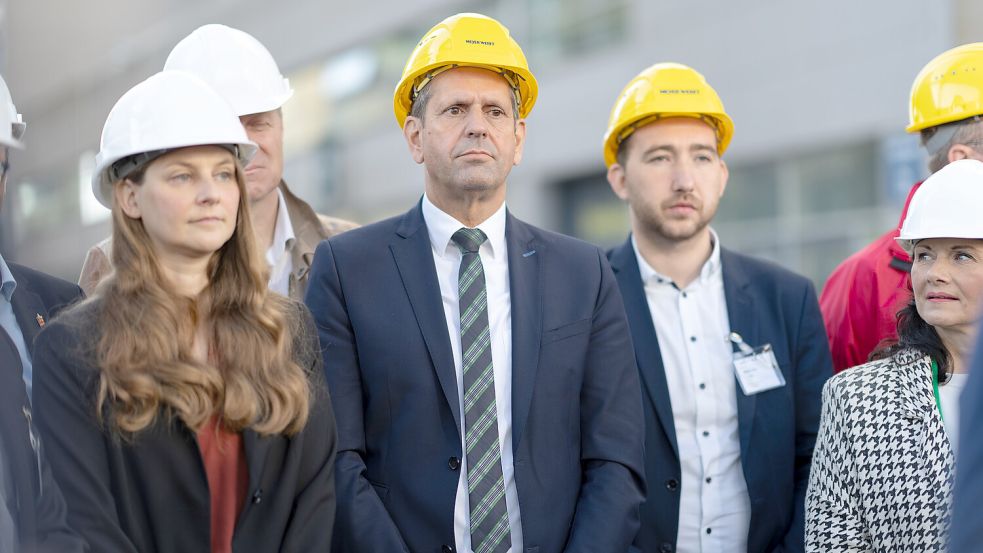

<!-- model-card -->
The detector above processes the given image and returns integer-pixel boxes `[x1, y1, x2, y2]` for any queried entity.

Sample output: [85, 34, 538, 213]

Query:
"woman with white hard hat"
[805, 158, 983, 552]
[30, 70, 336, 553]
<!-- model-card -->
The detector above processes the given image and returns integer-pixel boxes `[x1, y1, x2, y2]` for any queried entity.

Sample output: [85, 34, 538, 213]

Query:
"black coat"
[1, 262, 85, 552]
[31, 299, 337, 553]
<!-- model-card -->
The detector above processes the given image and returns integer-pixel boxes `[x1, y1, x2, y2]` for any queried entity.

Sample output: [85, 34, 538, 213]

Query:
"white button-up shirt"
[633, 230, 751, 553]
[422, 195, 523, 553]
[264, 188, 296, 297]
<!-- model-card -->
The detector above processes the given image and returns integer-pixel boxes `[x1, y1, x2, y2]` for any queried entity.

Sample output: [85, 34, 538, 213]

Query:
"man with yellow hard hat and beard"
[604, 63, 831, 553]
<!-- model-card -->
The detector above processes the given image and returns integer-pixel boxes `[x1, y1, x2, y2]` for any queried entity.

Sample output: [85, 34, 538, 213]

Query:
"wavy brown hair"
[94, 148, 311, 436]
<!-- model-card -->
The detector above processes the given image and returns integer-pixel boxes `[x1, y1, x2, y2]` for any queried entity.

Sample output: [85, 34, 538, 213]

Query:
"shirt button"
[706, 527, 712, 535]
[448, 457, 461, 471]
[690, 336, 697, 342]
[682, 292, 688, 298]
[702, 431, 710, 437]
[699, 382, 706, 390]
[706, 476, 712, 483]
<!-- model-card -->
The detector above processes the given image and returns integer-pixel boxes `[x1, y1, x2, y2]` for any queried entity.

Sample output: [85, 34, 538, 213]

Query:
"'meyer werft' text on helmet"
[393, 13, 537, 128]
[603, 62, 734, 167]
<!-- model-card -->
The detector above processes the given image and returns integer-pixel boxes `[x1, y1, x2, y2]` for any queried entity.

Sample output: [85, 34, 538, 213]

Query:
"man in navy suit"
[0, 73, 85, 551]
[950, 329, 983, 553]
[305, 13, 645, 553]
[602, 63, 831, 553]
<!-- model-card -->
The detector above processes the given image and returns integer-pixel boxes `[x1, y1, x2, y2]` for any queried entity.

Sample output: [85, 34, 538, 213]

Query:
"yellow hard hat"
[907, 43, 983, 133]
[393, 13, 538, 128]
[603, 62, 734, 167]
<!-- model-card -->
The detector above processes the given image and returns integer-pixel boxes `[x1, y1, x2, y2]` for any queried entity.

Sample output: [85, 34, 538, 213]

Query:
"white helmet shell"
[91, 70, 257, 208]
[164, 24, 293, 116]
[0, 73, 24, 148]
[897, 158, 983, 252]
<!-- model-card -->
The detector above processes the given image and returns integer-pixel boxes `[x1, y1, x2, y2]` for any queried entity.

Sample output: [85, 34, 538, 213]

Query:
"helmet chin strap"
[923, 115, 983, 157]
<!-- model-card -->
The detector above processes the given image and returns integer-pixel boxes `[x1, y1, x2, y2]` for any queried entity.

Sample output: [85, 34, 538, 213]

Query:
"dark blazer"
[608, 238, 831, 553]
[31, 300, 337, 553]
[7, 262, 83, 356]
[305, 202, 646, 553]
[0, 328, 85, 552]
[949, 331, 983, 553]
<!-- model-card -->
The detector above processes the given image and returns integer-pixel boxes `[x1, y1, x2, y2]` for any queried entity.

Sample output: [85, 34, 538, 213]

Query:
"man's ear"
[512, 118, 527, 166]
[607, 162, 629, 201]
[948, 143, 978, 163]
[116, 179, 142, 219]
[403, 116, 425, 164]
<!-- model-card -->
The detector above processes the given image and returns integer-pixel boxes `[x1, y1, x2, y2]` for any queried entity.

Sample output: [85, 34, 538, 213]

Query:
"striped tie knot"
[452, 227, 488, 254]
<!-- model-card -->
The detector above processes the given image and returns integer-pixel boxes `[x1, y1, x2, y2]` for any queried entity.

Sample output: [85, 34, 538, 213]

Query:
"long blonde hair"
[94, 151, 311, 436]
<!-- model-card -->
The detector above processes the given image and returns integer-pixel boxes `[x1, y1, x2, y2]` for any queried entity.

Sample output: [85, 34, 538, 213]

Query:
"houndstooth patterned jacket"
[805, 348, 953, 552]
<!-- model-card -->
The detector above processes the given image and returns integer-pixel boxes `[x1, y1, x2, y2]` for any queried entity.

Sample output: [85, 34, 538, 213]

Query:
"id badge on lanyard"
[729, 332, 786, 395]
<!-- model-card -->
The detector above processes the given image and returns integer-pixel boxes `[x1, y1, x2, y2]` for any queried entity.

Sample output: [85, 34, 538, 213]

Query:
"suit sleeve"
[563, 250, 646, 553]
[804, 379, 868, 552]
[30, 443, 88, 552]
[32, 323, 138, 553]
[782, 283, 833, 553]
[281, 309, 338, 552]
[950, 334, 983, 553]
[304, 240, 410, 553]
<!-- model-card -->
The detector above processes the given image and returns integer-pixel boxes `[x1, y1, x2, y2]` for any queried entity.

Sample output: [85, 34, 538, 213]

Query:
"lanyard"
[932, 359, 944, 421]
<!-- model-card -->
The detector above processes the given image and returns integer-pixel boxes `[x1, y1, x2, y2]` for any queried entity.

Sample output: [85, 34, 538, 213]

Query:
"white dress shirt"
[633, 230, 751, 553]
[940, 372, 968, 455]
[265, 188, 296, 297]
[422, 195, 523, 553]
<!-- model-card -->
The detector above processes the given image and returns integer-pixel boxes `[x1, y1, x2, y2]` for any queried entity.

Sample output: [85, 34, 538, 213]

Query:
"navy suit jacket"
[1, 263, 84, 552]
[7, 262, 83, 359]
[305, 203, 646, 553]
[608, 238, 831, 553]
[949, 329, 983, 553]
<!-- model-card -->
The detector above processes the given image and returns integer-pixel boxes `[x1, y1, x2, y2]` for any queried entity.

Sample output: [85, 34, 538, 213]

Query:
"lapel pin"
[35, 313, 45, 328]
[523, 249, 536, 258]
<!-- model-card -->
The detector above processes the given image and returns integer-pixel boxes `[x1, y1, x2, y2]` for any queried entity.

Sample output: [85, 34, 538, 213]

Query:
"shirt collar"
[0, 253, 15, 302]
[421, 194, 507, 260]
[632, 227, 723, 288]
[266, 188, 296, 261]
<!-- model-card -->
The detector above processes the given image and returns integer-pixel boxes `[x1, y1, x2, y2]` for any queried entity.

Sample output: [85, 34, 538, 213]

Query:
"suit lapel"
[241, 430, 276, 501]
[721, 249, 757, 462]
[609, 238, 679, 459]
[10, 285, 47, 353]
[506, 214, 542, 451]
[390, 202, 462, 432]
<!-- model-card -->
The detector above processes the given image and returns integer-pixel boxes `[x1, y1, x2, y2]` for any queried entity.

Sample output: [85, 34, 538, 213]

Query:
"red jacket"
[819, 183, 921, 373]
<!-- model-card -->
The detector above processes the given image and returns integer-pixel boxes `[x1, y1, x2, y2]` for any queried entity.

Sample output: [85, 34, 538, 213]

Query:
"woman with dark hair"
[805, 159, 983, 552]
[30, 71, 336, 553]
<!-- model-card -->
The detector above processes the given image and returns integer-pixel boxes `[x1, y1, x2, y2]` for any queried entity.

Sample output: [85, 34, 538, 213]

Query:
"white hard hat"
[0, 73, 25, 149]
[897, 158, 983, 252]
[91, 70, 257, 208]
[164, 24, 293, 116]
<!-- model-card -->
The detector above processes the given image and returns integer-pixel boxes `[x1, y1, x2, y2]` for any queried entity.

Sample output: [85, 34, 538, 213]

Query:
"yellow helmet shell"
[393, 13, 538, 128]
[603, 62, 734, 167]
[907, 42, 983, 133]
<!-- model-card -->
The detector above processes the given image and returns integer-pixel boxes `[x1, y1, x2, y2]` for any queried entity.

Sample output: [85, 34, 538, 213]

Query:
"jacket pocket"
[542, 318, 591, 344]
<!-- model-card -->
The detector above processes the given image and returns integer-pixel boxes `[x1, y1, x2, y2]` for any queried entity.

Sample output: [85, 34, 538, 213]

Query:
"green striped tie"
[452, 227, 511, 553]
